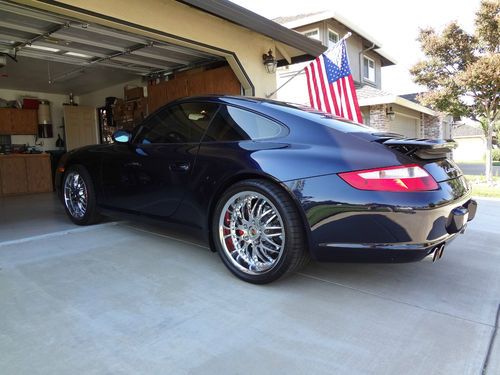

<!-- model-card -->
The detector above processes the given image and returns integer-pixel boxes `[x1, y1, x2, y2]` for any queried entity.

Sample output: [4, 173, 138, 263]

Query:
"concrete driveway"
[0, 194, 499, 375]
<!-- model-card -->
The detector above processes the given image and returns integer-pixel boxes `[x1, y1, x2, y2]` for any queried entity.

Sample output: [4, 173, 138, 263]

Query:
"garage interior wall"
[0, 88, 79, 150]
[0, 80, 148, 152]
[78, 79, 144, 108]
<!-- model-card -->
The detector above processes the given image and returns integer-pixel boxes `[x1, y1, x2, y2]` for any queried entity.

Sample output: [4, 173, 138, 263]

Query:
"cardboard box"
[22, 98, 40, 109]
[124, 86, 144, 101]
[133, 110, 144, 123]
[113, 98, 124, 108]
[135, 98, 148, 115]
[125, 101, 137, 111]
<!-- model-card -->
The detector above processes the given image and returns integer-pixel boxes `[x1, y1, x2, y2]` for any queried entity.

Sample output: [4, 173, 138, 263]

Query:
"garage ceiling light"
[26, 45, 60, 53]
[64, 51, 92, 58]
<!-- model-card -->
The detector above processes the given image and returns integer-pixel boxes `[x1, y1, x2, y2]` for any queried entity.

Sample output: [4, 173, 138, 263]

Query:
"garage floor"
[0, 193, 499, 374]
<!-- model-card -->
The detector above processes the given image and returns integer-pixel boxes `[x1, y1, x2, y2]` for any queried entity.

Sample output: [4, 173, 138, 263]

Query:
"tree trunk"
[485, 118, 493, 185]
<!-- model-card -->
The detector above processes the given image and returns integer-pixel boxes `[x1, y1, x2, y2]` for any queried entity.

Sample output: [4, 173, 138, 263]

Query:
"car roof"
[172, 95, 324, 117]
[173, 95, 360, 125]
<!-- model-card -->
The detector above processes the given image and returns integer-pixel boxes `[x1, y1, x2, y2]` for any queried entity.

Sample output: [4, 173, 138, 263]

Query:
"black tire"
[212, 179, 309, 284]
[62, 164, 102, 226]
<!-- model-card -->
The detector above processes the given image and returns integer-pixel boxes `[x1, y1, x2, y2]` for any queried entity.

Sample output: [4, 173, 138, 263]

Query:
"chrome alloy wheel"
[63, 171, 88, 219]
[218, 191, 285, 275]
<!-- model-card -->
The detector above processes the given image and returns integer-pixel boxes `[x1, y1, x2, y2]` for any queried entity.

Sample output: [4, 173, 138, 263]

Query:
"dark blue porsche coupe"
[56, 96, 476, 284]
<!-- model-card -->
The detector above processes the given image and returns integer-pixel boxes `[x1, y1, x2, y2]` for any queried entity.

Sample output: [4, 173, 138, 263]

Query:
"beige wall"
[0, 88, 78, 150]
[18, 0, 285, 98]
[275, 66, 308, 104]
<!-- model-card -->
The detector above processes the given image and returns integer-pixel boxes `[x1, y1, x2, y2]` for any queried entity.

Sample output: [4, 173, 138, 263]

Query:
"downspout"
[358, 42, 376, 84]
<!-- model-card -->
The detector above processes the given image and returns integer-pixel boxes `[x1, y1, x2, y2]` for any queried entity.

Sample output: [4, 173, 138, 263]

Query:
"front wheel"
[62, 165, 102, 226]
[212, 179, 309, 284]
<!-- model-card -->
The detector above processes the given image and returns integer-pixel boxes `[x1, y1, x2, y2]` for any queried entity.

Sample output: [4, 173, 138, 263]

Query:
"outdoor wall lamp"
[262, 49, 277, 74]
[386, 106, 396, 121]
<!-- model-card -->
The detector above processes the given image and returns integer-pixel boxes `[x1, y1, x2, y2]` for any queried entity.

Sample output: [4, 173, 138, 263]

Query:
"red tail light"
[338, 164, 439, 192]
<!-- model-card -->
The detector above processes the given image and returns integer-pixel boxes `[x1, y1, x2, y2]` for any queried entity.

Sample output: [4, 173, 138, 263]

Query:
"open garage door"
[0, 1, 242, 197]
[0, 1, 241, 97]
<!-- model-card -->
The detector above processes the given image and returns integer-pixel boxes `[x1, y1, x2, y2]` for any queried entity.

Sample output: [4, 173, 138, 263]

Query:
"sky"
[229, 0, 479, 95]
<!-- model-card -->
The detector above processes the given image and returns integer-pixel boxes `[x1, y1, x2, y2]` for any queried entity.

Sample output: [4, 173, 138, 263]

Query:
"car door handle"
[125, 161, 142, 167]
[170, 161, 190, 172]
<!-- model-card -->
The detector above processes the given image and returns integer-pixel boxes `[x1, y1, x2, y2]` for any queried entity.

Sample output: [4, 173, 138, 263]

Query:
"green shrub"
[493, 148, 500, 161]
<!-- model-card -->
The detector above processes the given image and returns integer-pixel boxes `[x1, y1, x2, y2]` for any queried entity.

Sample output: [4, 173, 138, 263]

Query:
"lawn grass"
[464, 175, 500, 198]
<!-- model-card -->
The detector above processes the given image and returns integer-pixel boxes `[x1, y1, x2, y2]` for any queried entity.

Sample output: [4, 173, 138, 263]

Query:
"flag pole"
[265, 32, 352, 99]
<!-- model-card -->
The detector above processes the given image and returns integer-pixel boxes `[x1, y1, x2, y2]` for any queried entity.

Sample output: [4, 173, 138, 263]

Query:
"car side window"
[133, 102, 219, 144]
[203, 105, 285, 142]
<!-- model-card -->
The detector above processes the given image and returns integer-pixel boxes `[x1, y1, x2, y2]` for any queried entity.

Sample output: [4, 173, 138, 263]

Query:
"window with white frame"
[363, 55, 375, 82]
[301, 28, 320, 41]
[328, 29, 339, 48]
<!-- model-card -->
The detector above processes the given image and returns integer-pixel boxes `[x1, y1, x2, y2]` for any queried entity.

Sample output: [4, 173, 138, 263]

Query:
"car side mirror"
[112, 130, 132, 144]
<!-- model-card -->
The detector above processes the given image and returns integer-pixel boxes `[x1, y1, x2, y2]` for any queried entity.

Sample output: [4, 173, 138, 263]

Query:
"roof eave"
[358, 96, 437, 116]
[280, 10, 397, 66]
[176, 0, 327, 57]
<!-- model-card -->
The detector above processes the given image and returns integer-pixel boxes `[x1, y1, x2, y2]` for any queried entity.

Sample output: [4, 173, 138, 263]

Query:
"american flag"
[304, 40, 362, 123]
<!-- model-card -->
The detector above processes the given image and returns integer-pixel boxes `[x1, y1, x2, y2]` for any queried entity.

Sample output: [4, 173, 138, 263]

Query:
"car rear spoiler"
[381, 138, 458, 160]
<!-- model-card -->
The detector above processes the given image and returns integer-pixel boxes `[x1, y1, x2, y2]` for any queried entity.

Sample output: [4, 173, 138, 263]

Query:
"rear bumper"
[284, 174, 476, 262]
[314, 231, 462, 262]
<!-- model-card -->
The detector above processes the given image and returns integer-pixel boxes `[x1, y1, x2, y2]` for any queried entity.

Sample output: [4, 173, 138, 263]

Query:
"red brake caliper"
[224, 211, 235, 252]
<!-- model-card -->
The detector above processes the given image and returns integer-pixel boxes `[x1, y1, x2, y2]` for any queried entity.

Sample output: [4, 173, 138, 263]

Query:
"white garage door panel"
[389, 116, 419, 138]
[453, 137, 486, 162]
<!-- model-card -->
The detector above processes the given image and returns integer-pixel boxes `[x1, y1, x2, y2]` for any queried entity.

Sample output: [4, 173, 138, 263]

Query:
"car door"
[100, 102, 219, 218]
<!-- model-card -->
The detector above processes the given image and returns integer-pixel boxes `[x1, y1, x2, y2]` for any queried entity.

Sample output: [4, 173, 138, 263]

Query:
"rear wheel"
[63, 165, 101, 226]
[212, 179, 309, 284]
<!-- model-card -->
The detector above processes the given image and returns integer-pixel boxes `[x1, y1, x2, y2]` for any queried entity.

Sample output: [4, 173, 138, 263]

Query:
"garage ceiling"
[0, 1, 223, 94]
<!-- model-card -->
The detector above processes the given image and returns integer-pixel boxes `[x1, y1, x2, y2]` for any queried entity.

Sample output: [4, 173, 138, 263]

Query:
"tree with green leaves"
[410, 0, 499, 183]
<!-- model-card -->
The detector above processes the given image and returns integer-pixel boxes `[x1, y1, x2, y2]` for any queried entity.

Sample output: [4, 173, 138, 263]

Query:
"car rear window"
[203, 105, 286, 142]
[262, 101, 375, 134]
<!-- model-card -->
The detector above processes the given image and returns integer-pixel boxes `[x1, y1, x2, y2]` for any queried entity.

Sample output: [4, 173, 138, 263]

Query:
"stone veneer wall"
[368, 104, 389, 131]
[421, 114, 442, 139]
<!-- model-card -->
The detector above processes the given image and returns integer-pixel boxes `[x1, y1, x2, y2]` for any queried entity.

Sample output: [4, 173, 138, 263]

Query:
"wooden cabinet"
[0, 108, 13, 134]
[147, 65, 241, 113]
[0, 108, 37, 135]
[25, 156, 53, 193]
[0, 157, 28, 195]
[15, 109, 38, 135]
[0, 154, 53, 196]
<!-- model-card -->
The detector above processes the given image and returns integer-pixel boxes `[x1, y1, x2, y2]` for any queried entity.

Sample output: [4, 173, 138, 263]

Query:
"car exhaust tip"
[432, 244, 445, 262]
